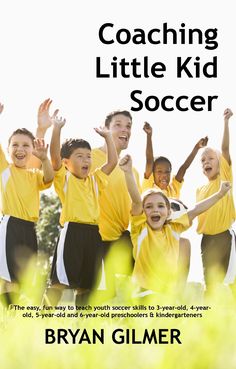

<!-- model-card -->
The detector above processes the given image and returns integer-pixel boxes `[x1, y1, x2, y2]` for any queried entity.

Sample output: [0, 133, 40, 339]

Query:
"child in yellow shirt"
[197, 108, 235, 294]
[142, 122, 208, 290]
[0, 102, 54, 306]
[119, 154, 230, 295]
[46, 112, 117, 306]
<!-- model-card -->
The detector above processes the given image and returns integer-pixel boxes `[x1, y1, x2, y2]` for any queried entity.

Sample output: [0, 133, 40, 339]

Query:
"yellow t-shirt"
[0, 145, 51, 222]
[91, 148, 141, 241]
[54, 164, 108, 226]
[142, 174, 183, 198]
[131, 212, 190, 292]
[196, 155, 235, 235]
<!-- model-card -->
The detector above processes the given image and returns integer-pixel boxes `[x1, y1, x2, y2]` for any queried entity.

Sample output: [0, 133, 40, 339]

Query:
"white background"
[0, 0, 235, 282]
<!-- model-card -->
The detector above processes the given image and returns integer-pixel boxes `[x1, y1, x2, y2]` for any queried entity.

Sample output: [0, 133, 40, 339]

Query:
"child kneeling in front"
[119, 154, 231, 296]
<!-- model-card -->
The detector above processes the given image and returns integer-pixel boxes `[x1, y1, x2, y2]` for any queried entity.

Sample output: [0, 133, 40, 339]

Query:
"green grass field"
[1, 276, 236, 369]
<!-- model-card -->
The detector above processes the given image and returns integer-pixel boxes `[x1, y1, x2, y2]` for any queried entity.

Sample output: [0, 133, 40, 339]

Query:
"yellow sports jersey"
[54, 164, 108, 226]
[91, 148, 141, 241]
[142, 174, 183, 198]
[131, 212, 190, 292]
[196, 154, 235, 235]
[0, 145, 51, 221]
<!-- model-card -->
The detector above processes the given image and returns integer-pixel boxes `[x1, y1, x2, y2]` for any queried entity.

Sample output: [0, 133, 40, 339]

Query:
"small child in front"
[119, 154, 231, 296]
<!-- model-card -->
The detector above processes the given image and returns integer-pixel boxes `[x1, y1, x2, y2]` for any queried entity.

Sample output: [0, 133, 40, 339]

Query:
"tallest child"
[91, 111, 140, 299]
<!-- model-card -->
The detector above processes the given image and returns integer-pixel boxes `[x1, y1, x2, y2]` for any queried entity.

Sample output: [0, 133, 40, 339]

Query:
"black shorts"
[201, 230, 233, 287]
[0, 215, 37, 283]
[50, 222, 102, 289]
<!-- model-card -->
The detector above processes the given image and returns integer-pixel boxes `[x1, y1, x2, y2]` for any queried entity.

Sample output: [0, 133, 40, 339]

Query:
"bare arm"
[175, 136, 208, 183]
[143, 122, 154, 179]
[50, 116, 66, 171]
[119, 155, 142, 215]
[187, 181, 231, 223]
[28, 98, 59, 169]
[94, 127, 118, 175]
[221, 108, 233, 165]
[32, 138, 54, 183]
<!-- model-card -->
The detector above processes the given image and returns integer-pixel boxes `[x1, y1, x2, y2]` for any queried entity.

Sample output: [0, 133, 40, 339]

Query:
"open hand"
[32, 138, 48, 161]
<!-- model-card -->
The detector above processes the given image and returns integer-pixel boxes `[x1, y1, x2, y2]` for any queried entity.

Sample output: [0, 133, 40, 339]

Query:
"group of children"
[0, 99, 235, 307]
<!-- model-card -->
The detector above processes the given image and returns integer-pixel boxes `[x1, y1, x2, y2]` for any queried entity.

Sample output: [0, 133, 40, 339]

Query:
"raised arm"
[175, 136, 208, 183]
[50, 115, 66, 171]
[28, 98, 59, 169]
[187, 181, 231, 223]
[119, 155, 142, 216]
[94, 126, 118, 175]
[0, 102, 4, 114]
[32, 138, 54, 184]
[221, 108, 233, 165]
[143, 122, 154, 179]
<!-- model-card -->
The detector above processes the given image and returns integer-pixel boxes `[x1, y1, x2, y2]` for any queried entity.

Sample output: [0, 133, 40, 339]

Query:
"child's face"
[109, 114, 132, 152]
[143, 193, 171, 231]
[8, 134, 34, 168]
[63, 147, 92, 179]
[201, 148, 219, 180]
[153, 162, 171, 190]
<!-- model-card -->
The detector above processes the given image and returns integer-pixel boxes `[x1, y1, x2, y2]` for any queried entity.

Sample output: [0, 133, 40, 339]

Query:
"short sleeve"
[53, 165, 67, 199]
[0, 145, 9, 173]
[170, 176, 183, 198]
[36, 169, 53, 191]
[170, 213, 190, 234]
[93, 168, 108, 193]
[142, 175, 154, 192]
[220, 155, 232, 182]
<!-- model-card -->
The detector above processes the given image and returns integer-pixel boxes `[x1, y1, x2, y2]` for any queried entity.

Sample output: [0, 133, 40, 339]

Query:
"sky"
[0, 0, 236, 282]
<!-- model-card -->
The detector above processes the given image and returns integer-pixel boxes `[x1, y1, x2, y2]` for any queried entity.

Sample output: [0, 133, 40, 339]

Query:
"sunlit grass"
[0, 263, 236, 369]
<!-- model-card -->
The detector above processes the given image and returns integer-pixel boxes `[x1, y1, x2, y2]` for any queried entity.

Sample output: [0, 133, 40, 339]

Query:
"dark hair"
[60, 138, 91, 159]
[105, 110, 132, 128]
[153, 156, 172, 172]
[8, 128, 35, 146]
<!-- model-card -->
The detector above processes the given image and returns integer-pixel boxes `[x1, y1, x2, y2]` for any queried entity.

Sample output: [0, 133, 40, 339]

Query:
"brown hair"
[8, 128, 35, 146]
[142, 189, 171, 210]
[104, 110, 132, 128]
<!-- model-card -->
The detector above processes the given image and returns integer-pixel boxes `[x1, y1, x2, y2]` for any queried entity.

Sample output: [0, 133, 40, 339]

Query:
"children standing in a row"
[0, 102, 54, 306]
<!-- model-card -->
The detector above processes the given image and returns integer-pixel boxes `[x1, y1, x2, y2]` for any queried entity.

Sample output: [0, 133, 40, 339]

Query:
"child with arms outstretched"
[119, 154, 231, 296]
[143, 122, 208, 289]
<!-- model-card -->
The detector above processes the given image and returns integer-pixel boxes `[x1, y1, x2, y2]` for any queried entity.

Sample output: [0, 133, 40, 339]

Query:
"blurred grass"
[1, 261, 236, 369]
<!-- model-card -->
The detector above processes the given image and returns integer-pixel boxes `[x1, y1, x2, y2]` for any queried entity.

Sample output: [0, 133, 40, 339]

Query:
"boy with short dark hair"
[47, 113, 118, 306]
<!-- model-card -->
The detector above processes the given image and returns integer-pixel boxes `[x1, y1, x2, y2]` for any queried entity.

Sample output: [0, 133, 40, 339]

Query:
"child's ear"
[167, 208, 171, 218]
[62, 158, 68, 167]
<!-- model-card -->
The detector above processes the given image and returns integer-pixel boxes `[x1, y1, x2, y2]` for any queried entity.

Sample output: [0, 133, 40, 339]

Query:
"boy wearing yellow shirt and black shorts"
[47, 113, 117, 306]
[197, 109, 235, 295]
[0, 103, 54, 306]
